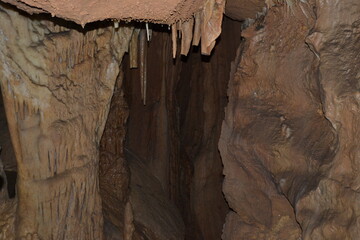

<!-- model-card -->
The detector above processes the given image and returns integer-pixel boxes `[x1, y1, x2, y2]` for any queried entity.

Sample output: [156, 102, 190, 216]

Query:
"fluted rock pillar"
[0, 3, 132, 239]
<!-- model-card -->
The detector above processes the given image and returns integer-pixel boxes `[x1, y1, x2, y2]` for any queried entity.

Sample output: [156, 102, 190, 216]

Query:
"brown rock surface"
[220, 0, 360, 239]
[225, 0, 266, 20]
[296, 0, 360, 238]
[0, 0, 359, 239]
[1, 0, 206, 25]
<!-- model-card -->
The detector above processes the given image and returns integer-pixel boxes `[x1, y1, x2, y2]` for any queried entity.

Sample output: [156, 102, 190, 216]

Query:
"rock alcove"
[0, 0, 359, 239]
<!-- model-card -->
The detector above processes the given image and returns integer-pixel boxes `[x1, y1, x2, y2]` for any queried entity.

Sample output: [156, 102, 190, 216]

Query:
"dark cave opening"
[101, 17, 244, 240]
[4, 171, 16, 199]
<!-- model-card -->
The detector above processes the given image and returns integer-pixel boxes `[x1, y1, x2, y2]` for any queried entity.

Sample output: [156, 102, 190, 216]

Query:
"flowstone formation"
[0, 3, 133, 238]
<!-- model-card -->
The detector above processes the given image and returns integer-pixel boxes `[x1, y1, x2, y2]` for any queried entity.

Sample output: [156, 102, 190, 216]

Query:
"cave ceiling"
[0, 0, 267, 25]
[0, 0, 207, 26]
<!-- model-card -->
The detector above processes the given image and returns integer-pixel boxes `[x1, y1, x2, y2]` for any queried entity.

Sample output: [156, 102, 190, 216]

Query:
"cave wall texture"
[0, 0, 359, 239]
[220, 0, 360, 239]
[0, 2, 133, 239]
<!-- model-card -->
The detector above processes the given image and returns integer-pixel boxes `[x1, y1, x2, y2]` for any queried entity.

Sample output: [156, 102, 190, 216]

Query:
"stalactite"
[167, 0, 225, 58]
[114, 21, 119, 29]
[181, 18, 194, 56]
[177, 21, 182, 39]
[193, 12, 202, 46]
[201, 0, 226, 55]
[172, 24, 177, 58]
[139, 29, 147, 105]
[145, 23, 153, 42]
[129, 29, 140, 69]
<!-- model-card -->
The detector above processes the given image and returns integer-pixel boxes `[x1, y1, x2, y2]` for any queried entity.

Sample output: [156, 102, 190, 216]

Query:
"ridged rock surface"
[220, 0, 360, 239]
[0, 3, 133, 239]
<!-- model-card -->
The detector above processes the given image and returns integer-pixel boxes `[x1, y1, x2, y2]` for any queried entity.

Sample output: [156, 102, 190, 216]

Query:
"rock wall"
[298, 0, 360, 238]
[220, 0, 360, 239]
[99, 68, 131, 238]
[0, 3, 133, 239]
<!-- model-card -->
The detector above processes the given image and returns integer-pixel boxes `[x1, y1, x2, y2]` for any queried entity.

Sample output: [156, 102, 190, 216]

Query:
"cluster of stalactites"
[171, 0, 226, 57]
[122, 0, 225, 105]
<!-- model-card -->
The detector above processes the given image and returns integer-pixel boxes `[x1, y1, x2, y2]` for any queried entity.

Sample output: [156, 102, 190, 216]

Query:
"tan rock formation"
[0, 2, 132, 238]
[1, 0, 207, 25]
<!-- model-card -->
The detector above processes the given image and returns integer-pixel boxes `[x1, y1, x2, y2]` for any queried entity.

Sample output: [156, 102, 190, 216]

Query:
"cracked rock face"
[220, 0, 360, 239]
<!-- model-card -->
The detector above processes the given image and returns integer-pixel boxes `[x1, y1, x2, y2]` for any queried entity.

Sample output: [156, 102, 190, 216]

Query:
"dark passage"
[107, 17, 244, 240]
[0, 92, 17, 200]
[4, 171, 16, 199]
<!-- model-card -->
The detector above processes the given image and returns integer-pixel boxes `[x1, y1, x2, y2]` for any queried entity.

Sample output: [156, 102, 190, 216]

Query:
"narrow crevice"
[0, 92, 17, 200]
[4, 171, 16, 199]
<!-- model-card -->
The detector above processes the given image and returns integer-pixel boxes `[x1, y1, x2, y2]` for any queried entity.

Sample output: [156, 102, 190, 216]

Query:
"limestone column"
[0, 3, 132, 239]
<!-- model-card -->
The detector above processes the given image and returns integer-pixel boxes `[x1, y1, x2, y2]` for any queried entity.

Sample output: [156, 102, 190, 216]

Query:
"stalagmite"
[201, 0, 226, 55]
[139, 29, 147, 105]
[193, 12, 202, 46]
[129, 29, 140, 69]
[181, 18, 194, 56]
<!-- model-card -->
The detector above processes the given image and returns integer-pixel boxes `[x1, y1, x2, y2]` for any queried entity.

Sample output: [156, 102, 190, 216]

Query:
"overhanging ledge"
[1, 0, 206, 26]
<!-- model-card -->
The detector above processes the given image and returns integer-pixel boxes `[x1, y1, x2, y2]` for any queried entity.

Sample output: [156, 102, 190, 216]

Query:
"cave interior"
[0, 0, 359, 239]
